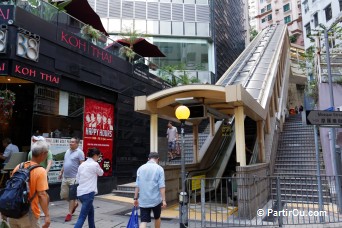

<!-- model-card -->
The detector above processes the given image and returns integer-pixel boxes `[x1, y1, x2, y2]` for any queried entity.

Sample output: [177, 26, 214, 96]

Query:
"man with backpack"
[7, 140, 50, 228]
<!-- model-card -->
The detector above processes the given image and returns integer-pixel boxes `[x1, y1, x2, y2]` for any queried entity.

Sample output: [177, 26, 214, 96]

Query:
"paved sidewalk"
[44, 196, 180, 228]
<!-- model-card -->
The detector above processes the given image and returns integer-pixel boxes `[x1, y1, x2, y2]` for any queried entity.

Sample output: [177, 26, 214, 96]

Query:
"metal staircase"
[272, 114, 330, 203]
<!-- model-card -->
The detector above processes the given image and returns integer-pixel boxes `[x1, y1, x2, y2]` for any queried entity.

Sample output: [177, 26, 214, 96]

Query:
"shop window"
[267, 14, 272, 21]
[283, 3, 290, 12]
[284, 15, 291, 24]
[325, 4, 332, 22]
[262, 18, 266, 23]
[32, 85, 84, 139]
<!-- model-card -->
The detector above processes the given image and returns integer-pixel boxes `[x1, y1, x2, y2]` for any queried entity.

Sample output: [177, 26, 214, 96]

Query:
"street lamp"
[175, 105, 190, 228]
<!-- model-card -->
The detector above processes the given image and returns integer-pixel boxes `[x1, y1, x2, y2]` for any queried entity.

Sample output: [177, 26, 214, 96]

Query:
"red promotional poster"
[83, 98, 114, 176]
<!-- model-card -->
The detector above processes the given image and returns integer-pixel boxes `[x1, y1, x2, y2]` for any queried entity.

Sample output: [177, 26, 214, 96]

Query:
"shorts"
[9, 209, 39, 228]
[140, 203, 162, 223]
[168, 141, 176, 151]
[60, 177, 77, 200]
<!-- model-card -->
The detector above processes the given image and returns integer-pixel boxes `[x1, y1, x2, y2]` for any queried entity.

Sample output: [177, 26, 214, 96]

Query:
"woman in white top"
[74, 148, 104, 228]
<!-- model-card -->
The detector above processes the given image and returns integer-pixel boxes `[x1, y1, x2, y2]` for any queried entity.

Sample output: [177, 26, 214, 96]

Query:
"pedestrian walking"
[74, 148, 104, 228]
[133, 152, 167, 228]
[8, 140, 50, 228]
[58, 137, 85, 222]
[166, 121, 178, 160]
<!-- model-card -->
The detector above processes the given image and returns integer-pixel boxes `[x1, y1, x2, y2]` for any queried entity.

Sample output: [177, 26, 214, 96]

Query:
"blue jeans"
[74, 192, 95, 228]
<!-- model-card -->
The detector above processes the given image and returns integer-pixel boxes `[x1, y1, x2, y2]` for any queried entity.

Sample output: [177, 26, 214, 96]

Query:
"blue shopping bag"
[126, 206, 139, 228]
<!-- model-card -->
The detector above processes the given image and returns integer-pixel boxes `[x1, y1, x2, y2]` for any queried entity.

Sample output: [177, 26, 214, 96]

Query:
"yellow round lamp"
[175, 105, 190, 120]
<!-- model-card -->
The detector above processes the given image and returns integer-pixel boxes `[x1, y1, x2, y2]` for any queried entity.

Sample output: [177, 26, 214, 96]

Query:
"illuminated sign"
[0, 61, 8, 75]
[0, 5, 14, 24]
[16, 28, 40, 62]
[12, 62, 61, 87]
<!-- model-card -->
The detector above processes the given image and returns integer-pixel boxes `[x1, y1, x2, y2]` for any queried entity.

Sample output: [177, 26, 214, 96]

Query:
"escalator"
[186, 24, 288, 189]
[187, 117, 258, 187]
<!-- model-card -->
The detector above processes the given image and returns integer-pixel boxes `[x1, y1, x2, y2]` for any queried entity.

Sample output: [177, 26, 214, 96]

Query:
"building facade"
[0, 2, 171, 197]
[301, 0, 342, 177]
[302, 0, 342, 49]
[90, 0, 247, 82]
[255, 0, 304, 46]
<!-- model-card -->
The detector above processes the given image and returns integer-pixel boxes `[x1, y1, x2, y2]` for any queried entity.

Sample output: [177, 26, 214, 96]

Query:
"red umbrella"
[116, 38, 165, 57]
[64, 0, 108, 36]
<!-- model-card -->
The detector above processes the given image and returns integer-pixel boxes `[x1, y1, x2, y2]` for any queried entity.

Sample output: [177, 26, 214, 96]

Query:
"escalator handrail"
[187, 118, 235, 179]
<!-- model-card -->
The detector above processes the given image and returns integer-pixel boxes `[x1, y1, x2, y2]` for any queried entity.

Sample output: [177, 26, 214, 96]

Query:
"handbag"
[126, 206, 139, 228]
[69, 181, 79, 200]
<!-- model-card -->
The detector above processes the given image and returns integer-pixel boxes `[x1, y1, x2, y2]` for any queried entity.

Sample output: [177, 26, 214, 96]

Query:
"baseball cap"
[148, 152, 159, 159]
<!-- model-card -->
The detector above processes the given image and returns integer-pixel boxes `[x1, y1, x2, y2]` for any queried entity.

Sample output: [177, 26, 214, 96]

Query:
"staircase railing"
[249, 141, 259, 165]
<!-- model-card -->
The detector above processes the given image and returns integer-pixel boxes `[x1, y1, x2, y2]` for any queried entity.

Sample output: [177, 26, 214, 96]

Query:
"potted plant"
[81, 25, 101, 44]
[118, 28, 144, 62]
[119, 46, 136, 62]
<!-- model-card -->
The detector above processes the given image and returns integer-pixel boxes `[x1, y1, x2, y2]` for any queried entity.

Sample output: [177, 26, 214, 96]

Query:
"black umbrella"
[116, 38, 166, 57]
[64, 0, 108, 36]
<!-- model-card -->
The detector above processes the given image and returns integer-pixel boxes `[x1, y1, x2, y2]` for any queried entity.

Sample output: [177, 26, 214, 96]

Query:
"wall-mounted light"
[16, 28, 40, 62]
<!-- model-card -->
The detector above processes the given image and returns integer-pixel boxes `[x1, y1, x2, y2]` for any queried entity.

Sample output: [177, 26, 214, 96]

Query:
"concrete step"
[271, 188, 330, 197]
[114, 182, 136, 198]
[275, 159, 322, 162]
[270, 193, 332, 203]
[276, 149, 317, 153]
[275, 162, 322, 166]
[112, 190, 135, 198]
[275, 164, 323, 169]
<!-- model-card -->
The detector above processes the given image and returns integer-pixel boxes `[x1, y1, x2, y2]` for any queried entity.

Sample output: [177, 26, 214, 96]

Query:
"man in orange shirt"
[8, 140, 50, 228]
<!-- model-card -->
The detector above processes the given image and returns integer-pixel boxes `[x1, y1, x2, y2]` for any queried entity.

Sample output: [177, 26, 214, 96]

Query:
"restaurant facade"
[0, 3, 169, 199]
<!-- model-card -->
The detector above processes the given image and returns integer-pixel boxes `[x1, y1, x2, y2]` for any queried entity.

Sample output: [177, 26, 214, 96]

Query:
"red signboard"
[83, 98, 114, 176]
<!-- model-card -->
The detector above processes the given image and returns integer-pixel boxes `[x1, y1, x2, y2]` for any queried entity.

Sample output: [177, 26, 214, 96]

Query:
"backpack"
[0, 162, 41, 218]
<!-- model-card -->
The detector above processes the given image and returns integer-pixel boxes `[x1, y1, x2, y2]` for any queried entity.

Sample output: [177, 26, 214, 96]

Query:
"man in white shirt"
[0, 138, 19, 165]
[74, 148, 103, 228]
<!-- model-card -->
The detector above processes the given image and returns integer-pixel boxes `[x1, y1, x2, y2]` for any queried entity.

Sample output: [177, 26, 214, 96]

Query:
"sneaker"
[65, 214, 72, 222]
[71, 202, 78, 214]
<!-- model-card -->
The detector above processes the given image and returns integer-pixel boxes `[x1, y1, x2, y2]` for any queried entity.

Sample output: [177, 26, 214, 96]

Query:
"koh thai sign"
[0, 5, 14, 24]
[11, 61, 61, 87]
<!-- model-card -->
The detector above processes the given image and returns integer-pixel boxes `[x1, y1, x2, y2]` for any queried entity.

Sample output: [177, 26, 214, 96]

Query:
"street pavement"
[41, 194, 342, 228]
[44, 194, 180, 228]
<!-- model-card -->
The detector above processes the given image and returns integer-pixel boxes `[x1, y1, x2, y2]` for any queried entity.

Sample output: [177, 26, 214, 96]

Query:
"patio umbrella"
[116, 38, 166, 57]
[64, 0, 108, 36]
